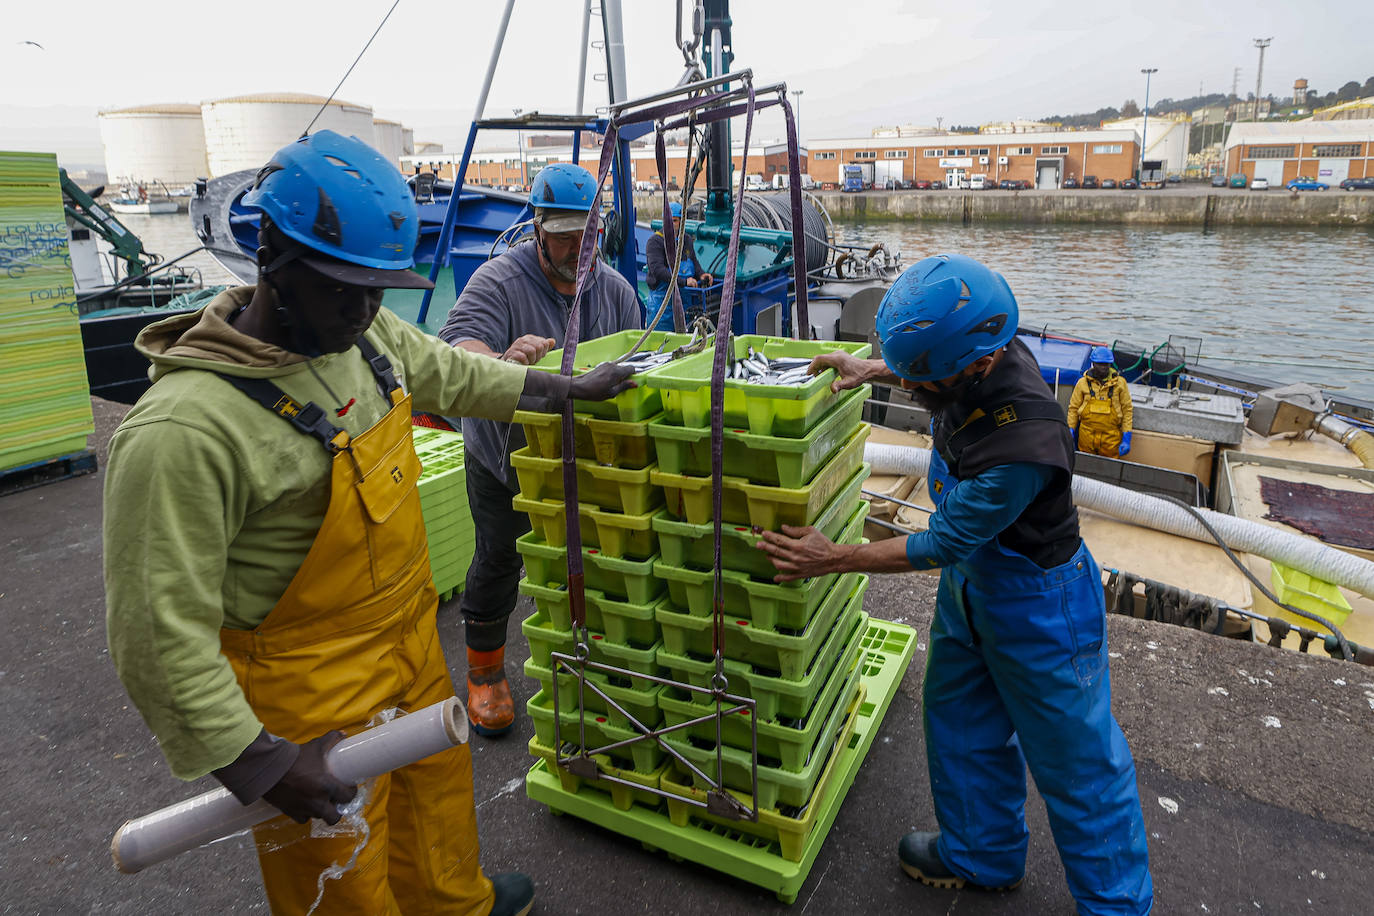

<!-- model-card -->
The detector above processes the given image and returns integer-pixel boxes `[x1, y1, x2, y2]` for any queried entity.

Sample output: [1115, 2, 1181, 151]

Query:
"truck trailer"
[1140, 159, 1166, 190]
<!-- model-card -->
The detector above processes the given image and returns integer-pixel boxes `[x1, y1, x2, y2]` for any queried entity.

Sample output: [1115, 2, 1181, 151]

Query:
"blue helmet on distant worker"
[1090, 346, 1115, 364]
[529, 163, 598, 233]
[241, 129, 431, 289]
[668, 201, 683, 218]
[875, 254, 1019, 382]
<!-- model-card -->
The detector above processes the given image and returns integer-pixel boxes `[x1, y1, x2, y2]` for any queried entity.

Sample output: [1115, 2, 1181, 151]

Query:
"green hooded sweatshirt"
[103, 286, 527, 779]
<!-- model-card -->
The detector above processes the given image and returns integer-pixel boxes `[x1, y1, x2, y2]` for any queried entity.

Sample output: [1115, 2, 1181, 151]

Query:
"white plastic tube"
[864, 442, 1374, 599]
[111, 698, 468, 874]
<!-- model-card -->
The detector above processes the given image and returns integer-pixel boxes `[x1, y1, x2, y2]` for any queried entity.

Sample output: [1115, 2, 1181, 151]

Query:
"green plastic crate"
[652, 466, 867, 580]
[516, 408, 660, 469]
[653, 502, 868, 631]
[515, 532, 665, 604]
[524, 656, 664, 727]
[658, 633, 863, 771]
[513, 409, 596, 461]
[520, 609, 664, 691]
[510, 447, 662, 515]
[647, 385, 870, 487]
[652, 424, 870, 528]
[530, 330, 700, 421]
[513, 495, 657, 559]
[656, 610, 868, 723]
[527, 688, 666, 772]
[527, 736, 669, 811]
[650, 335, 872, 436]
[660, 668, 862, 809]
[518, 579, 660, 649]
[518, 578, 607, 632]
[655, 573, 866, 679]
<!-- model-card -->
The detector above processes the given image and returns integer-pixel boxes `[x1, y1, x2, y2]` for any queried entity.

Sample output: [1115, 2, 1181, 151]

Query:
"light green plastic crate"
[524, 656, 664, 727]
[521, 609, 664, 691]
[515, 408, 659, 469]
[656, 610, 868, 723]
[650, 335, 871, 436]
[658, 632, 863, 771]
[515, 532, 665, 604]
[652, 424, 870, 528]
[652, 466, 867, 580]
[513, 495, 657, 559]
[527, 688, 666, 773]
[518, 579, 660, 648]
[655, 573, 866, 679]
[510, 447, 661, 515]
[530, 330, 700, 421]
[652, 503, 868, 631]
[647, 385, 870, 487]
[527, 735, 669, 811]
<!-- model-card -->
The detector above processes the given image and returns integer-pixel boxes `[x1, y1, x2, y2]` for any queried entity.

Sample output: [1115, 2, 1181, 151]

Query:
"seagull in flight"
[18, 40, 46, 50]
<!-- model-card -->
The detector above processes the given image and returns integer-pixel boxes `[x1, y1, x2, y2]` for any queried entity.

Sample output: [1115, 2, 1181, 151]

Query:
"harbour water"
[118, 212, 1374, 402]
[834, 221, 1374, 401]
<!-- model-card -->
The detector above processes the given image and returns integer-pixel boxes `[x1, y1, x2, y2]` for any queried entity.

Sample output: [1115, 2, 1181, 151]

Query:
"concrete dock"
[2, 397, 1372, 914]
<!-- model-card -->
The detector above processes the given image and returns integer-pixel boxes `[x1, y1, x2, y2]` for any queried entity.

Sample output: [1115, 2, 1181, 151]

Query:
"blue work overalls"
[647, 253, 697, 332]
[923, 448, 1153, 915]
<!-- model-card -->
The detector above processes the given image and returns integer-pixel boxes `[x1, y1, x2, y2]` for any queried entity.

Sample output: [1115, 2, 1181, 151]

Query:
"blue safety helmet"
[241, 130, 431, 289]
[668, 201, 683, 218]
[875, 254, 1018, 382]
[1090, 346, 1115, 364]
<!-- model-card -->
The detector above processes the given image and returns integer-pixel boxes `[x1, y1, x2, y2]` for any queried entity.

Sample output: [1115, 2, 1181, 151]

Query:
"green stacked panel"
[0, 152, 94, 470]
[413, 426, 474, 599]
[518, 332, 883, 877]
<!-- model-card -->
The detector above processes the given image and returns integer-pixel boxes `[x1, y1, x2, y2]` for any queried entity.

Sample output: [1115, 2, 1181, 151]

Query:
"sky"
[3, 0, 1371, 168]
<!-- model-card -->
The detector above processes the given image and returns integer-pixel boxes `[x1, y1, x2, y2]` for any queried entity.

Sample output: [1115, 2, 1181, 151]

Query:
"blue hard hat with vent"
[875, 254, 1019, 382]
[1090, 346, 1115, 364]
[668, 201, 683, 218]
[528, 163, 597, 213]
[242, 130, 431, 288]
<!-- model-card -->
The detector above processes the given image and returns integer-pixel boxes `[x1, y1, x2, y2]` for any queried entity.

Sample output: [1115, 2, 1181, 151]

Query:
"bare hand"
[502, 335, 557, 366]
[700, 273, 714, 285]
[685, 277, 699, 288]
[756, 524, 845, 582]
[808, 351, 870, 393]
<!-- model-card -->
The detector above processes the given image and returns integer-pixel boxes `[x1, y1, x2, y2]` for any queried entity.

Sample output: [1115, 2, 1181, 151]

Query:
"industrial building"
[805, 128, 1142, 189]
[97, 104, 209, 186]
[1223, 120, 1373, 184]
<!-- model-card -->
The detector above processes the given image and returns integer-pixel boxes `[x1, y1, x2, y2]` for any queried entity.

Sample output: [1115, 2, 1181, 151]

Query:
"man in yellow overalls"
[1067, 346, 1134, 457]
[103, 131, 633, 915]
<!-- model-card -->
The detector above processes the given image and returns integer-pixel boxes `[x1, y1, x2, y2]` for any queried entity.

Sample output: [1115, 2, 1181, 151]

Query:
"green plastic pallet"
[525, 617, 917, 904]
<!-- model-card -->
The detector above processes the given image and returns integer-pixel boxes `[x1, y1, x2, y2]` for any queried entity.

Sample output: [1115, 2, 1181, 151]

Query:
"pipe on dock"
[864, 443, 1374, 599]
[110, 698, 467, 875]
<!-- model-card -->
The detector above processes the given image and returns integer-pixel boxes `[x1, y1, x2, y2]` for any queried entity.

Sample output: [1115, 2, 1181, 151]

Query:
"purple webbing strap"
[781, 98, 809, 338]
[709, 83, 757, 662]
[655, 129, 687, 333]
[658, 96, 779, 133]
[558, 122, 621, 632]
[615, 89, 733, 128]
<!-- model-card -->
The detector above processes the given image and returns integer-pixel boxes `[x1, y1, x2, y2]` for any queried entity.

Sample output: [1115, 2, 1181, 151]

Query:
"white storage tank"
[98, 104, 209, 187]
[401, 127, 415, 157]
[373, 118, 405, 166]
[202, 93, 375, 176]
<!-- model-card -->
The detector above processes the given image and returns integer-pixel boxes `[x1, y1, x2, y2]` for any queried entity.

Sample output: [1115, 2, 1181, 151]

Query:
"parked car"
[899, 180, 914, 190]
[930, 180, 945, 190]
[998, 179, 1016, 190]
[1340, 176, 1374, 191]
[1228, 173, 1248, 188]
[1285, 177, 1329, 191]
[1062, 177, 1080, 189]
[1082, 175, 1100, 189]
[1251, 177, 1270, 191]
[914, 179, 932, 190]
[1101, 178, 1118, 189]
[1211, 174, 1227, 188]
[1121, 178, 1139, 190]
[1167, 175, 1182, 184]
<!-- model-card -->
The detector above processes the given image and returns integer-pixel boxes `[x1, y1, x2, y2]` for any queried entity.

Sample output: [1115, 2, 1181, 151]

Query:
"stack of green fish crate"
[645, 333, 874, 856]
[413, 426, 474, 600]
[0, 152, 95, 473]
[516, 331, 914, 896]
[513, 329, 695, 800]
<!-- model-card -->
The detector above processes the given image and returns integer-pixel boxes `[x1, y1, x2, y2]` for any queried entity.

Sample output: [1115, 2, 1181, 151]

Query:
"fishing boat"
[106, 197, 178, 215]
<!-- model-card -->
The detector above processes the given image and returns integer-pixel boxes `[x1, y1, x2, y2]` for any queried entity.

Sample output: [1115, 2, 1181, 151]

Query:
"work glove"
[1070, 427, 1079, 446]
[568, 361, 638, 401]
[262, 730, 358, 825]
[1118, 431, 1132, 456]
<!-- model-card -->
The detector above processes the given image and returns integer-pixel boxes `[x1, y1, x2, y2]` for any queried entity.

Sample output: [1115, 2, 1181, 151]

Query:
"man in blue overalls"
[758, 253, 1153, 915]
[643, 201, 714, 331]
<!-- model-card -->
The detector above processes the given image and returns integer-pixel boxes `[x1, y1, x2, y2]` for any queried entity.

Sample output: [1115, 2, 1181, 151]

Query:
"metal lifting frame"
[550, 69, 818, 822]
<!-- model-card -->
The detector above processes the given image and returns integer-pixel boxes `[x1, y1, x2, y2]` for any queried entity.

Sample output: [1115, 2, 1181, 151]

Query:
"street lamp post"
[790, 89, 803, 132]
[1139, 68, 1157, 181]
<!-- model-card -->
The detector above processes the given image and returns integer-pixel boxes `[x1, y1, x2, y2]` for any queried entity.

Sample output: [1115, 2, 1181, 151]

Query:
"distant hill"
[1041, 76, 1374, 127]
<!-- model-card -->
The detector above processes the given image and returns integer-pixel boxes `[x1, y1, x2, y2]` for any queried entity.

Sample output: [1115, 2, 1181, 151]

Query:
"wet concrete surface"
[2, 398, 1371, 914]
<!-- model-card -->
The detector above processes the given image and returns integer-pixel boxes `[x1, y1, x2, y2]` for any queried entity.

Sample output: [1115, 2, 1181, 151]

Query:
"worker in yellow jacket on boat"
[1067, 347, 1134, 457]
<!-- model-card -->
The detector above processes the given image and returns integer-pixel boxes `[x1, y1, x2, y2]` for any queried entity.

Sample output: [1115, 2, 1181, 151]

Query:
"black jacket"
[645, 231, 706, 290]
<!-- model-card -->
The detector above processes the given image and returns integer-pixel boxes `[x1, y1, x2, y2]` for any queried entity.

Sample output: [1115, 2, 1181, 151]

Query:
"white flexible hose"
[865, 443, 1374, 599]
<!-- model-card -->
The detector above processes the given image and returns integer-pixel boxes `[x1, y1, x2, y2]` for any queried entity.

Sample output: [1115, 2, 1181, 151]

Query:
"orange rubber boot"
[466, 646, 515, 737]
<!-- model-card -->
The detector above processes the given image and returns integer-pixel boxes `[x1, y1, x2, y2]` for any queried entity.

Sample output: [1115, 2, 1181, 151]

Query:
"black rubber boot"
[897, 831, 1023, 891]
[488, 871, 535, 916]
